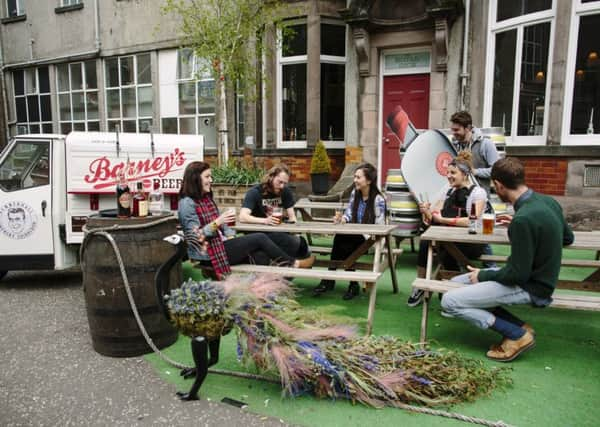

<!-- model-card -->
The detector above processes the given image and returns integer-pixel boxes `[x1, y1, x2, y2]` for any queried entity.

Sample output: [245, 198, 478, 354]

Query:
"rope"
[81, 219, 512, 427]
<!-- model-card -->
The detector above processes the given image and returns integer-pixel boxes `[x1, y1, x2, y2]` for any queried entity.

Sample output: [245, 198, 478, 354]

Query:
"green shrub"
[211, 160, 264, 185]
[310, 140, 331, 174]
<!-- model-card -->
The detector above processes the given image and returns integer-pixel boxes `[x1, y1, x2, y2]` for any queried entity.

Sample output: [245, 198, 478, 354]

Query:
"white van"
[0, 132, 203, 279]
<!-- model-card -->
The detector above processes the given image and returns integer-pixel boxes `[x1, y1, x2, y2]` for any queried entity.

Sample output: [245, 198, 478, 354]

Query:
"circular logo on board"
[435, 152, 453, 176]
[0, 201, 38, 240]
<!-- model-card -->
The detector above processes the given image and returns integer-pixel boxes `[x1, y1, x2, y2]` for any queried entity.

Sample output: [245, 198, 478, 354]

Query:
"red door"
[381, 74, 429, 182]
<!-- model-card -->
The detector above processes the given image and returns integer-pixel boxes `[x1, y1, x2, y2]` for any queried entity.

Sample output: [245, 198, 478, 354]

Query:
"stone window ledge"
[1, 14, 26, 24]
[55, 3, 84, 14]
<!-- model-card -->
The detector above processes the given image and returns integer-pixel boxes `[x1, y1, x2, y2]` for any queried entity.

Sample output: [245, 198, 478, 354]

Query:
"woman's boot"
[343, 281, 360, 300]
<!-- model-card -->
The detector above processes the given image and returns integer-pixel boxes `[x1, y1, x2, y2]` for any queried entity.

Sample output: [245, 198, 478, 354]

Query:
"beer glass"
[226, 207, 236, 226]
[272, 207, 283, 225]
[482, 213, 495, 235]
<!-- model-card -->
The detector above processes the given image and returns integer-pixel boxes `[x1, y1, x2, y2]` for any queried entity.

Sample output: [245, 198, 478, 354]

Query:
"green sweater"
[478, 191, 574, 299]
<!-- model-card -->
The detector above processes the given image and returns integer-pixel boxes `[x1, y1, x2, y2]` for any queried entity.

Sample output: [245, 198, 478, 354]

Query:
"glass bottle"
[468, 202, 477, 234]
[132, 182, 148, 217]
[148, 181, 163, 216]
[116, 172, 131, 218]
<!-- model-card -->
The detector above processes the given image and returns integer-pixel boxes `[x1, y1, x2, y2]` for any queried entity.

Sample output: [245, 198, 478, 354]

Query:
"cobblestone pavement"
[0, 270, 286, 427]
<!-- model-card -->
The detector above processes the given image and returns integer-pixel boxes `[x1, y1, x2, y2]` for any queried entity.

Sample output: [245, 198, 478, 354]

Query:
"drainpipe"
[460, 0, 470, 111]
[0, 31, 9, 146]
[94, 0, 101, 51]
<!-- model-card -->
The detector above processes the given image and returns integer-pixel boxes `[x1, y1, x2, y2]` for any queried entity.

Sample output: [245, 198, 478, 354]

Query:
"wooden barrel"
[82, 214, 180, 357]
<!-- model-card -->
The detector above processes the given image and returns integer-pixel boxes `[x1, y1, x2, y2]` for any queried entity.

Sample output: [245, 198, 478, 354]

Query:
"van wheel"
[0, 271, 6, 281]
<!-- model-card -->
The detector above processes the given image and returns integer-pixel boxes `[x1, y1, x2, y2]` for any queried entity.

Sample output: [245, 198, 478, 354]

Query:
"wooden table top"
[232, 221, 398, 236]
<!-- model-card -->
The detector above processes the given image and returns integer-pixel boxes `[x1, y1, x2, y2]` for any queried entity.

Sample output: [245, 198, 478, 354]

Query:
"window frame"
[103, 53, 153, 133]
[483, 0, 555, 146]
[319, 18, 346, 149]
[277, 19, 308, 149]
[56, 60, 99, 133]
[561, 0, 600, 145]
[13, 67, 53, 135]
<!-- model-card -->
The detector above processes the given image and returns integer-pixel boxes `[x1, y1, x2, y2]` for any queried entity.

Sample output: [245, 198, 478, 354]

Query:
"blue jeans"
[441, 270, 532, 329]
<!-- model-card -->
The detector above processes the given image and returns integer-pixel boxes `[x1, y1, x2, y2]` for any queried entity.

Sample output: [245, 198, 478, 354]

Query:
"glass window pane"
[57, 64, 70, 92]
[29, 124, 40, 134]
[38, 67, 50, 93]
[70, 63, 83, 90]
[179, 117, 195, 134]
[106, 89, 121, 118]
[59, 94, 71, 121]
[73, 122, 86, 131]
[517, 22, 550, 136]
[282, 63, 307, 141]
[61, 123, 72, 134]
[178, 48, 195, 80]
[162, 117, 178, 134]
[107, 120, 120, 132]
[179, 82, 196, 115]
[198, 116, 216, 148]
[85, 60, 97, 89]
[321, 24, 345, 57]
[42, 123, 53, 134]
[491, 30, 517, 135]
[571, 14, 600, 134]
[27, 96, 40, 122]
[137, 86, 153, 117]
[25, 69, 37, 94]
[320, 63, 345, 141]
[197, 80, 215, 114]
[283, 24, 307, 57]
[86, 92, 99, 120]
[7, 0, 19, 17]
[497, 0, 551, 22]
[88, 121, 100, 131]
[105, 58, 119, 87]
[40, 95, 52, 122]
[139, 119, 152, 133]
[122, 120, 136, 132]
[137, 53, 151, 84]
[13, 70, 24, 96]
[121, 87, 136, 117]
[16, 97, 27, 122]
[120, 56, 134, 86]
[72, 92, 85, 120]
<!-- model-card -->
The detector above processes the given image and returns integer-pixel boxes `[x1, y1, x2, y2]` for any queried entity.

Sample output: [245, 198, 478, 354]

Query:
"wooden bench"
[478, 254, 600, 268]
[411, 278, 600, 343]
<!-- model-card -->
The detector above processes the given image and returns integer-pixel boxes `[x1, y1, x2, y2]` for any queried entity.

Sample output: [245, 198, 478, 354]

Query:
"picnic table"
[230, 221, 400, 335]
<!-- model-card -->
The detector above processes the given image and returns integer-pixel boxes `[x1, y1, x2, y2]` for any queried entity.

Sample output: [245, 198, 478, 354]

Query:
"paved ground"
[0, 270, 286, 427]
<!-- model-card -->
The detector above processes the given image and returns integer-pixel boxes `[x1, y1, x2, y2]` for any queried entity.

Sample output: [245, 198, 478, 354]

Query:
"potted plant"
[310, 140, 331, 195]
[211, 160, 264, 207]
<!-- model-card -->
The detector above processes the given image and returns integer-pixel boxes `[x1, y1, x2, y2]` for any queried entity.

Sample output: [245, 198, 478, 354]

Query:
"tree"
[162, 0, 289, 165]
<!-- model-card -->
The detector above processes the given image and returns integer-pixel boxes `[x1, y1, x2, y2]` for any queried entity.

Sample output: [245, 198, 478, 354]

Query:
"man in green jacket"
[441, 157, 574, 362]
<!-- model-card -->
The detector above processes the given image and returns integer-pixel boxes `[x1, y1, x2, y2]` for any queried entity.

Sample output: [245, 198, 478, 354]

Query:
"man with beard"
[239, 164, 313, 261]
[441, 157, 574, 362]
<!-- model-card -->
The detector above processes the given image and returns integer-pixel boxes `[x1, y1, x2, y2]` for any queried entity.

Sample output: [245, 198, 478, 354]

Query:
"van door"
[0, 139, 54, 270]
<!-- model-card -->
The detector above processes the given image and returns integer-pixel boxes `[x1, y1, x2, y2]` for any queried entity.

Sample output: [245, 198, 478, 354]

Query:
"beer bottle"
[468, 202, 477, 234]
[116, 172, 131, 218]
[132, 182, 148, 217]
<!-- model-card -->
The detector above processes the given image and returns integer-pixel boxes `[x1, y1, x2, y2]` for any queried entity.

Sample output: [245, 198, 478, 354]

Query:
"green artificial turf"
[147, 240, 600, 426]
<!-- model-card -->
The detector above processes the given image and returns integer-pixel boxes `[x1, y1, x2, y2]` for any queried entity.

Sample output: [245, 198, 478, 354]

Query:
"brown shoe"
[296, 255, 315, 269]
[489, 323, 535, 352]
[486, 331, 535, 362]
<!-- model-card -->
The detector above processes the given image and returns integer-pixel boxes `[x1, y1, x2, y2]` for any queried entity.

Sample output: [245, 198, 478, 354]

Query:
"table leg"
[385, 236, 399, 294]
[419, 292, 431, 346]
[366, 281, 377, 336]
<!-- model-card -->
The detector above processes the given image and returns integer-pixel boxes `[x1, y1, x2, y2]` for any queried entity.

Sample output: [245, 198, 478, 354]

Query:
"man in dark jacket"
[441, 157, 574, 362]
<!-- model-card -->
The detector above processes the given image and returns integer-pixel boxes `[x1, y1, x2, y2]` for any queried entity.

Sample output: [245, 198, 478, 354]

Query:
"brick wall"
[520, 157, 567, 195]
[345, 146, 363, 164]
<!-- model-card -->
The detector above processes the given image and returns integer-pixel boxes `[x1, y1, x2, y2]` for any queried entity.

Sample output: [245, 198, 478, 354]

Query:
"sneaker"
[486, 331, 536, 362]
[407, 289, 425, 307]
[312, 280, 335, 296]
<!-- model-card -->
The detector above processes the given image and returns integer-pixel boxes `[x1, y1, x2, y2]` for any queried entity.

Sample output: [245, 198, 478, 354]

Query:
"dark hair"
[450, 111, 473, 128]
[351, 162, 384, 224]
[260, 163, 290, 195]
[491, 157, 525, 190]
[179, 161, 212, 200]
[8, 207, 25, 217]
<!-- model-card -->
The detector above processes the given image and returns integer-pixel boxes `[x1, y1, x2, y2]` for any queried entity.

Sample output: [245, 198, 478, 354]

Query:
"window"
[61, 0, 81, 5]
[320, 22, 345, 142]
[484, 1, 554, 144]
[160, 49, 216, 149]
[57, 60, 99, 133]
[279, 22, 307, 145]
[563, 2, 600, 143]
[0, 142, 49, 192]
[13, 67, 52, 135]
[104, 53, 153, 133]
[6, 0, 24, 17]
